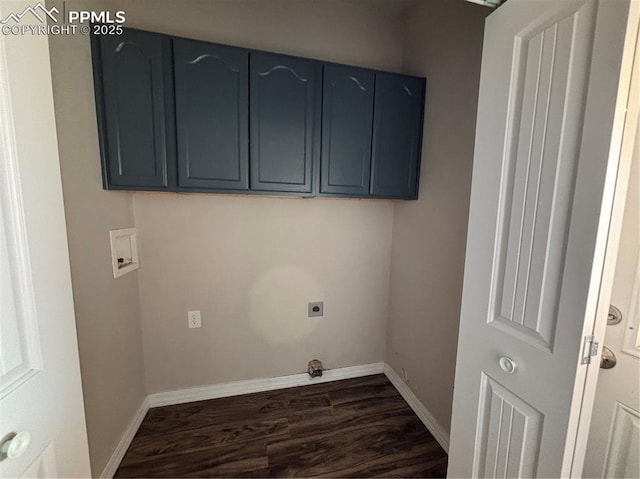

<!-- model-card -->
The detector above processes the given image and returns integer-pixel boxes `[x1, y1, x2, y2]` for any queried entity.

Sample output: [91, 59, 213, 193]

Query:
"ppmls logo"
[0, 2, 125, 35]
[0, 3, 59, 24]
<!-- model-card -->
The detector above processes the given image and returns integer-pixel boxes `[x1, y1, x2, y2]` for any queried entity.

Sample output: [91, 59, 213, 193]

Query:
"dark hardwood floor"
[115, 374, 448, 478]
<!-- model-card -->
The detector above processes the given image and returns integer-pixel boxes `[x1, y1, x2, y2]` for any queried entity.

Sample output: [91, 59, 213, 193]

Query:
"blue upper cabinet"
[370, 73, 426, 199]
[320, 65, 374, 196]
[93, 28, 426, 199]
[93, 29, 173, 190]
[173, 39, 249, 191]
[249, 53, 321, 193]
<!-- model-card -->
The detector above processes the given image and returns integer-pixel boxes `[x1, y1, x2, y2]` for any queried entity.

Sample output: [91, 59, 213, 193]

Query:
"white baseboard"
[99, 396, 149, 479]
[383, 363, 450, 453]
[147, 362, 385, 408]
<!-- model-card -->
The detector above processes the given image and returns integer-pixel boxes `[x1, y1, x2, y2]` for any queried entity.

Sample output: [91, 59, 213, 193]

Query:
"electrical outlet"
[402, 368, 409, 383]
[308, 301, 324, 317]
[188, 310, 201, 328]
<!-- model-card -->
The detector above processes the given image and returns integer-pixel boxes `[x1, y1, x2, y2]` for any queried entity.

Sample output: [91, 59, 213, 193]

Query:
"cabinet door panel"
[321, 65, 374, 195]
[371, 74, 425, 198]
[174, 40, 249, 190]
[98, 30, 169, 188]
[250, 53, 320, 192]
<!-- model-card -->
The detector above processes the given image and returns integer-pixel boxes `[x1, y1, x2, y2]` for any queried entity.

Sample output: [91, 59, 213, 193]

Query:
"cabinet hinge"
[581, 335, 599, 365]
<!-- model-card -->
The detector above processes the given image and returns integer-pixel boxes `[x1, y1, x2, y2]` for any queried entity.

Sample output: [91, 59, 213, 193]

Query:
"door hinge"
[581, 335, 599, 365]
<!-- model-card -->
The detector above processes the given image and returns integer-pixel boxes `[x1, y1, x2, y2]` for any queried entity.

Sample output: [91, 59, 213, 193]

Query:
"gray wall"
[135, 194, 393, 392]
[47, 1, 146, 475]
[387, 0, 488, 434]
[118, 0, 405, 394]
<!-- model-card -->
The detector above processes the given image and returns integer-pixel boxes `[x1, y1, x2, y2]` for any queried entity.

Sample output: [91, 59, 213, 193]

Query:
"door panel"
[0, 194, 42, 396]
[475, 374, 542, 478]
[603, 402, 640, 478]
[370, 73, 424, 198]
[448, 0, 631, 477]
[98, 29, 170, 188]
[174, 39, 249, 190]
[320, 64, 374, 195]
[490, 3, 592, 352]
[250, 53, 320, 193]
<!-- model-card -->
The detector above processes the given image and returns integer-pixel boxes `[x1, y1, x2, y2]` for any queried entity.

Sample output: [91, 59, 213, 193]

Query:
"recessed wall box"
[109, 227, 139, 278]
[308, 301, 324, 317]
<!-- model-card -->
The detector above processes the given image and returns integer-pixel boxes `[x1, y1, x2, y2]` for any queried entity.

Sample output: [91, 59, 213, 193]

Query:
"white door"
[583, 119, 640, 476]
[448, 0, 634, 477]
[0, 3, 91, 478]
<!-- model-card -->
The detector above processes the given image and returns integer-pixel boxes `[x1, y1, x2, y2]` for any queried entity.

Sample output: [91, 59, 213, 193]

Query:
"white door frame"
[564, 2, 640, 476]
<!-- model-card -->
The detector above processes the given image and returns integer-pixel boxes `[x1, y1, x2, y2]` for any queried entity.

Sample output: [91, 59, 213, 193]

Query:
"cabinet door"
[250, 53, 321, 193]
[174, 40, 249, 191]
[96, 29, 171, 189]
[370, 73, 425, 198]
[320, 65, 374, 195]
